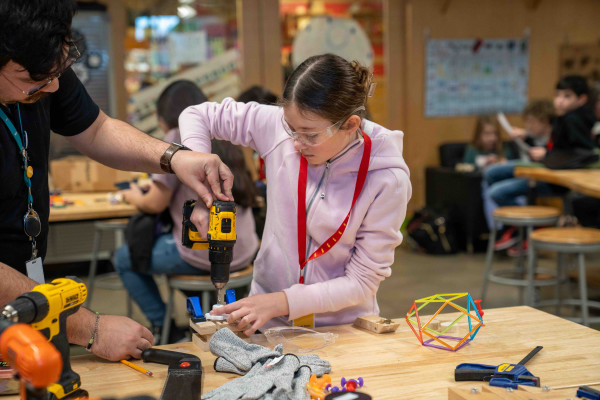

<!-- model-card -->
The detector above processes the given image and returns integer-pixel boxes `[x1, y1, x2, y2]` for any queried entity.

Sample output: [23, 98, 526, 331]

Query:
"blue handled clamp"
[577, 386, 600, 400]
[226, 289, 236, 304]
[455, 346, 542, 389]
[186, 296, 205, 323]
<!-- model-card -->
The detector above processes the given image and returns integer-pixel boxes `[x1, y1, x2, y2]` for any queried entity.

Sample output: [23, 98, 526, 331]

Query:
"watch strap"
[160, 143, 190, 173]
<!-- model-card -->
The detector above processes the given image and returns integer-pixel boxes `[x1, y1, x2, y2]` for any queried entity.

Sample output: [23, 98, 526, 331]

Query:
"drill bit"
[217, 288, 225, 305]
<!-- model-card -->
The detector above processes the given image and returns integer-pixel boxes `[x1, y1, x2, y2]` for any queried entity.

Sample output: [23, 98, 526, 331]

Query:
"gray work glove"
[286, 355, 332, 400]
[209, 328, 282, 373]
[202, 353, 300, 400]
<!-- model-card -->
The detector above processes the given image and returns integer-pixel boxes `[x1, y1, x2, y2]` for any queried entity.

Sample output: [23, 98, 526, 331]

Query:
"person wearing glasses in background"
[0, 0, 234, 361]
[179, 54, 412, 334]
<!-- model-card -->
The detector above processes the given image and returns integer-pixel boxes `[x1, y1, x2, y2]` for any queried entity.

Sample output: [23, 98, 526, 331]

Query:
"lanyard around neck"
[0, 105, 34, 206]
[297, 131, 372, 284]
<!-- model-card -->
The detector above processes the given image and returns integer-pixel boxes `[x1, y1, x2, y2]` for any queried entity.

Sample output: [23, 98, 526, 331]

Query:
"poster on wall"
[425, 37, 529, 117]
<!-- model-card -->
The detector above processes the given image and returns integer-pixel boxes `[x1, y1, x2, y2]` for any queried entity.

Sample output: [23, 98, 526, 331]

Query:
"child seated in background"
[483, 99, 555, 250]
[463, 115, 517, 170]
[114, 80, 259, 344]
[488, 75, 597, 251]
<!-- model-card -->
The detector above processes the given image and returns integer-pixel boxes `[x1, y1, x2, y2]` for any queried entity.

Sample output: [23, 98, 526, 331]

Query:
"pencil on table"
[120, 359, 153, 376]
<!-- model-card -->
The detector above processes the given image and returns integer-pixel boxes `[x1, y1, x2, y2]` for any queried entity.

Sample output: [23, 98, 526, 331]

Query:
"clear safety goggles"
[281, 106, 365, 146]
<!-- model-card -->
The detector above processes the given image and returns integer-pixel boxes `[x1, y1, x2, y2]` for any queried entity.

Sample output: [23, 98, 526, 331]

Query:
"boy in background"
[488, 75, 597, 251]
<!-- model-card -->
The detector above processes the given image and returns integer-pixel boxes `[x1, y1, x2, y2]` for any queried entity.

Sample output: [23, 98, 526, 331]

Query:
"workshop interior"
[1, 0, 600, 399]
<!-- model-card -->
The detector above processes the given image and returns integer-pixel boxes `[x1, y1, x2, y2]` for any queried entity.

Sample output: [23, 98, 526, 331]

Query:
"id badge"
[292, 313, 315, 329]
[26, 257, 45, 284]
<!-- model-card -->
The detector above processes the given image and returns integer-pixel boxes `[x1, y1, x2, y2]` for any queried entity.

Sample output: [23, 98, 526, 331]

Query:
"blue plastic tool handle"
[186, 296, 204, 319]
[577, 386, 600, 400]
[226, 289, 236, 304]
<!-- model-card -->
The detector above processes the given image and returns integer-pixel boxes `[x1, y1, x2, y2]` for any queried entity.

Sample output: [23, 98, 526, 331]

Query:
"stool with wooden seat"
[529, 227, 600, 326]
[161, 265, 254, 345]
[481, 206, 560, 306]
[87, 218, 132, 317]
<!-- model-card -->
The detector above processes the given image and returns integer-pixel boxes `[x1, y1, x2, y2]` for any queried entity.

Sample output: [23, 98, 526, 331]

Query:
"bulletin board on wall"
[425, 36, 530, 117]
[559, 43, 600, 83]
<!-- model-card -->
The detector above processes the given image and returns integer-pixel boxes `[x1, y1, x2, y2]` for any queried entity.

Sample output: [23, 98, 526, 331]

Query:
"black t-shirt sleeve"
[50, 68, 100, 136]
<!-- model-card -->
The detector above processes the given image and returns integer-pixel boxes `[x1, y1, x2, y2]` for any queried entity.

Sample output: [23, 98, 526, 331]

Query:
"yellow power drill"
[1, 277, 88, 399]
[182, 200, 236, 305]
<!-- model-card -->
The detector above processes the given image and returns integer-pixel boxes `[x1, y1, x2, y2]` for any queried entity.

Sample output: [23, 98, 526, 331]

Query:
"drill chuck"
[1, 292, 48, 324]
[209, 241, 233, 287]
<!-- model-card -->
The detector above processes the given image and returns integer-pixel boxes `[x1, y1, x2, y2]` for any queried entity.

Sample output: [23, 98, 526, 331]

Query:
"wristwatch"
[160, 143, 191, 173]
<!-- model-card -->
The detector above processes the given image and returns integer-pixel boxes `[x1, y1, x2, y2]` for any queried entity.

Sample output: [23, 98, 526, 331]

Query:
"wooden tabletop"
[48, 192, 137, 223]
[6, 306, 598, 399]
[514, 167, 600, 199]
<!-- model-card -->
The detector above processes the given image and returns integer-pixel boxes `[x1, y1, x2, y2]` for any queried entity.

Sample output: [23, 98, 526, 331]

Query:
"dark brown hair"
[280, 54, 370, 124]
[211, 139, 256, 209]
[157, 80, 208, 130]
[471, 115, 502, 156]
[522, 99, 555, 123]
[237, 85, 277, 105]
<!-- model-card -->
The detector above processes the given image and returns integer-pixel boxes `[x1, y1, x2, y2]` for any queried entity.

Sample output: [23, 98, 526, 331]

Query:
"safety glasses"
[281, 106, 365, 146]
[1, 43, 81, 96]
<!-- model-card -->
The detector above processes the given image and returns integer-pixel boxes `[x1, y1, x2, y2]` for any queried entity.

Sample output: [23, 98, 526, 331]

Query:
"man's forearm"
[0, 262, 37, 305]
[0, 262, 96, 346]
[67, 111, 171, 174]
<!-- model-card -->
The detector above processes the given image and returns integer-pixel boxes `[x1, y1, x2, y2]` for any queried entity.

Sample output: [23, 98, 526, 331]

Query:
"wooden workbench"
[7, 306, 598, 399]
[49, 192, 137, 223]
[514, 167, 600, 199]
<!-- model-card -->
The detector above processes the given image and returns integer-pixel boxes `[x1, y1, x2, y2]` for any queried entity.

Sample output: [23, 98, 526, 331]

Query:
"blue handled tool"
[455, 346, 542, 389]
[186, 296, 205, 323]
[577, 386, 600, 400]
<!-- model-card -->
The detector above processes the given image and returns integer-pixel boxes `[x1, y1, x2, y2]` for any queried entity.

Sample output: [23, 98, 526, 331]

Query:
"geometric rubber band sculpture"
[405, 293, 483, 351]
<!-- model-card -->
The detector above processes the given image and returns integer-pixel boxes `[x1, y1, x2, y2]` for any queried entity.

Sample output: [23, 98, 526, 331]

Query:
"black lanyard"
[0, 104, 41, 258]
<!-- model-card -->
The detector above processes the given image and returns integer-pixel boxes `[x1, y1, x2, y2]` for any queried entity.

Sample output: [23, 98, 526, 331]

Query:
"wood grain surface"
[514, 167, 600, 199]
[49, 192, 137, 223]
[4, 306, 599, 399]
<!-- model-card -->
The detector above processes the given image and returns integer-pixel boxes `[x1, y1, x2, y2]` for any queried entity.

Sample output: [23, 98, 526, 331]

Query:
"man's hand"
[528, 146, 547, 161]
[171, 150, 234, 208]
[209, 292, 290, 336]
[190, 204, 211, 240]
[91, 315, 153, 361]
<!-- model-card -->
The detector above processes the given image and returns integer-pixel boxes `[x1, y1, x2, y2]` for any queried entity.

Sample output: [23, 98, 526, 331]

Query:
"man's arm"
[66, 111, 233, 207]
[0, 262, 152, 360]
[0, 262, 37, 305]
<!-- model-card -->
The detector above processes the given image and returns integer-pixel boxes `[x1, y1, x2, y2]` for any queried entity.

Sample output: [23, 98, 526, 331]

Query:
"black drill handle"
[142, 348, 199, 366]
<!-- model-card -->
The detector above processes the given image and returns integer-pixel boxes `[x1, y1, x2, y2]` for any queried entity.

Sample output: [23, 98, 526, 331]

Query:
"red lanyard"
[297, 132, 372, 284]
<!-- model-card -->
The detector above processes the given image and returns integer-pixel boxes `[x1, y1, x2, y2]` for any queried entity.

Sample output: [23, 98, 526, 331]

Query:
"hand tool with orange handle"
[0, 318, 62, 400]
[1, 277, 88, 399]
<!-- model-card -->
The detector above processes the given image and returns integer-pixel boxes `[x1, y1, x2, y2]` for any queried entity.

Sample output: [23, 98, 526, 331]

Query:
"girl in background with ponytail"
[179, 54, 412, 334]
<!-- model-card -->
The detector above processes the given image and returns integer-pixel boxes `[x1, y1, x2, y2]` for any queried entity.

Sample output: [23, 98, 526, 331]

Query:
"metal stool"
[161, 265, 254, 345]
[87, 218, 132, 317]
[529, 227, 600, 326]
[481, 206, 560, 306]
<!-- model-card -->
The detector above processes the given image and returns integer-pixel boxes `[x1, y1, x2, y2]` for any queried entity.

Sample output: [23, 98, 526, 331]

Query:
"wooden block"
[353, 315, 400, 334]
[484, 385, 573, 399]
[448, 387, 502, 400]
[189, 319, 248, 351]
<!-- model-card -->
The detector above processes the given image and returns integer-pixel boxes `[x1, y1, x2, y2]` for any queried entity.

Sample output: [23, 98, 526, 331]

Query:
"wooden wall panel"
[397, 0, 600, 211]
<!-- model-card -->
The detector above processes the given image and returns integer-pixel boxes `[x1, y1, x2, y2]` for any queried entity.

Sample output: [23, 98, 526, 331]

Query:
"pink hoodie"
[179, 98, 411, 328]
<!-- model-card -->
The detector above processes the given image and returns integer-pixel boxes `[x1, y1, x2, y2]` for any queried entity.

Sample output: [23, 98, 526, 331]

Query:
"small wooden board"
[189, 319, 247, 351]
[448, 385, 577, 400]
[353, 315, 400, 334]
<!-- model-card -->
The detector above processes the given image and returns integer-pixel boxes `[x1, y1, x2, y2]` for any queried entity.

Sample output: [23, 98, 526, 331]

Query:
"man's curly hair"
[0, 0, 77, 80]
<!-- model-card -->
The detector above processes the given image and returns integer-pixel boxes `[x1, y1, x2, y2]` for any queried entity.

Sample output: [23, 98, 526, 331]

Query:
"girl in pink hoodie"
[179, 54, 411, 334]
